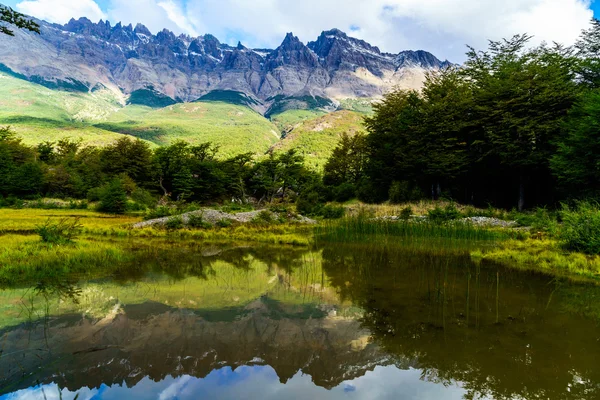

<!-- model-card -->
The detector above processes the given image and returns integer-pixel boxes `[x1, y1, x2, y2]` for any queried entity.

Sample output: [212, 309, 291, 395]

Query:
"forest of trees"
[0, 127, 324, 212]
[324, 21, 600, 210]
[4, 20, 600, 212]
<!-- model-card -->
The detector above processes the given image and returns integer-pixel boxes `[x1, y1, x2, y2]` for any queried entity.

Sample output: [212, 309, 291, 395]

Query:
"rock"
[0, 15, 452, 108]
[133, 209, 316, 229]
[460, 217, 518, 228]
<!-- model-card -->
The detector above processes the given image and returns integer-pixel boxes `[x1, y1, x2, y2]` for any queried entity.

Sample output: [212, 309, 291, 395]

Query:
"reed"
[315, 214, 506, 244]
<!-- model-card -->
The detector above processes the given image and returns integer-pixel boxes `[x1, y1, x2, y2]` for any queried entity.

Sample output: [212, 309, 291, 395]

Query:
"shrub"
[131, 188, 156, 210]
[165, 216, 184, 230]
[98, 179, 128, 214]
[296, 191, 323, 216]
[513, 208, 559, 236]
[389, 181, 424, 204]
[320, 204, 345, 219]
[188, 213, 212, 229]
[428, 204, 462, 224]
[400, 206, 413, 221]
[333, 183, 356, 203]
[35, 218, 82, 245]
[216, 218, 233, 228]
[0, 196, 24, 209]
[560, 202, 600, 255]
[87, 187, 103, 202]
[252, 210, 276, 225]
[356, 179, 381, 204]
[144, 206, 174, 220]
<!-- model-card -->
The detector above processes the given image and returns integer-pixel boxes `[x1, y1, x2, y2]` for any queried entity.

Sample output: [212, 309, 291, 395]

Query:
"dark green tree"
[551, 89, 600, 196]
[100, 138, 154, 186]
[363, 90, 424, 202]
[323, 133, 368, 187]
[98, 179, 128, 214]
[463, 36, 579, 209]
[250, 150, 305, 203]
[575, 18, 600, 88]
[418, 68, 474, 198]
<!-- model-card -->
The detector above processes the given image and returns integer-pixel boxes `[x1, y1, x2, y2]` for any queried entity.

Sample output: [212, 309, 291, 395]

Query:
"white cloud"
[15, 0, 596, 61]
[107, 0, 197, 36]
[181, 0, 594, 61]
[16, 0, 106, 24]
[157, 0, 198, 36]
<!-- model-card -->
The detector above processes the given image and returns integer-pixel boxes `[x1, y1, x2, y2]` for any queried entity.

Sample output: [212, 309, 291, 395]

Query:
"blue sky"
[3, 0, 599, 61]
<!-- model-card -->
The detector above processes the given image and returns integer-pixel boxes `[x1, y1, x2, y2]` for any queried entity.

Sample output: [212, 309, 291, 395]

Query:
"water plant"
[316, 213, 505, 244]
[35, 218, 82, 245]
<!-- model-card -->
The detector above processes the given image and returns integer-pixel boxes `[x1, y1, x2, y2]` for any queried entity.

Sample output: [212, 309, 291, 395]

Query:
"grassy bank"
[472, 239, 600, 281]
[0, 234, 132, 286]
[315, 211, 509, 245]
[0, 208, 314, 246]
[4, 203, 600, 283]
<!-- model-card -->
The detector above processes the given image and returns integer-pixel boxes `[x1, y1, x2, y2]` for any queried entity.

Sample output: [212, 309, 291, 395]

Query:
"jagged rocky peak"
[266, 32, 319, 69]
[134, 23, 152, 37]
[395, 50, 451, 69]
[0, 13, 452, 104]
[63, 17, 107, 37]
[281, 32, 303, 48]
[308, 28, 384, 57]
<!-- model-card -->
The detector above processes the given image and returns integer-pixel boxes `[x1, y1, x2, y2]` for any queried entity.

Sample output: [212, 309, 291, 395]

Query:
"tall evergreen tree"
[463, 36, 579, 209]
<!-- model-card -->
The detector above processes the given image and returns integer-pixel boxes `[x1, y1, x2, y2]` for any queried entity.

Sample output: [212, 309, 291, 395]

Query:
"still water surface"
[0, 241, 599, 399]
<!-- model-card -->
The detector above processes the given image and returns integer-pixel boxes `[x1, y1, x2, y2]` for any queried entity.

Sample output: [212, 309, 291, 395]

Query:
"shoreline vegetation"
[3, 200, 600, 284]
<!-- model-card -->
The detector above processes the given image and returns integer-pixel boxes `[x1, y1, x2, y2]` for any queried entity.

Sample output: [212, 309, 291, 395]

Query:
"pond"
[0, 240, 599, 399]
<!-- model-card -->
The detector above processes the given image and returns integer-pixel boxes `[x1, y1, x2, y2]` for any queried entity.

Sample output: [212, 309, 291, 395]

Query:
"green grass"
[0, 208, 313, 246]
[196, 90, 260, 107]
[269, 109, 328, 133]
[271, 110, 366, 170]
[0, 73, 370, 162]
[265, 95, 335, 118]
[0, 73, 281, 156]
[316, 214, 507, 245]
[0, 72, 132, 146]
[338, 98, 374, 114]
[98, 102, 280, 157]
[471, 239, 600, 281]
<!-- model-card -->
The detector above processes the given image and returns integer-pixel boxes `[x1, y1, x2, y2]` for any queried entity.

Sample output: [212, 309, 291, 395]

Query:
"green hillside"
[0, 72, 372, 161]
[0, 71, 131, 146]
[96, 102, 281, 157]
[269, 109, 328, 133]
[0, 73, 281, 156]
[271, 110, 367, 170]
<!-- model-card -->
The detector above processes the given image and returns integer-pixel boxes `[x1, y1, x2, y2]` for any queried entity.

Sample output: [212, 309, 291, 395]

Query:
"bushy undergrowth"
[35, 218, 83, 244]
[97, 179, 128, 214]
[188, 213, 213, 229]
[560, 202, 600, 255]
[165, 216, 184, 230]
[427, 204, 462, 224]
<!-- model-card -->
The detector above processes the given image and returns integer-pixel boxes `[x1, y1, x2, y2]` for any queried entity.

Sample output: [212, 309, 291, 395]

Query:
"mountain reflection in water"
[0, 241, 599, 399]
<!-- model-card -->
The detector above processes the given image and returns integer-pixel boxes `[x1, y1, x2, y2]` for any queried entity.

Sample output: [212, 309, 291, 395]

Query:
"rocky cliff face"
[0, 15, 452, 111]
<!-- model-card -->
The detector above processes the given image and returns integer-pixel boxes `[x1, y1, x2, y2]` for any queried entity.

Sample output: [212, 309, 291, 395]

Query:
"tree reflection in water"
[0, 241, 599, 399]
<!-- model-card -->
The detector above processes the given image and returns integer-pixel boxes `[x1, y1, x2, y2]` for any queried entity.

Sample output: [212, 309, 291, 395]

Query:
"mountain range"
[0, 10, 452, 164]
[0, 12, 450, 113]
